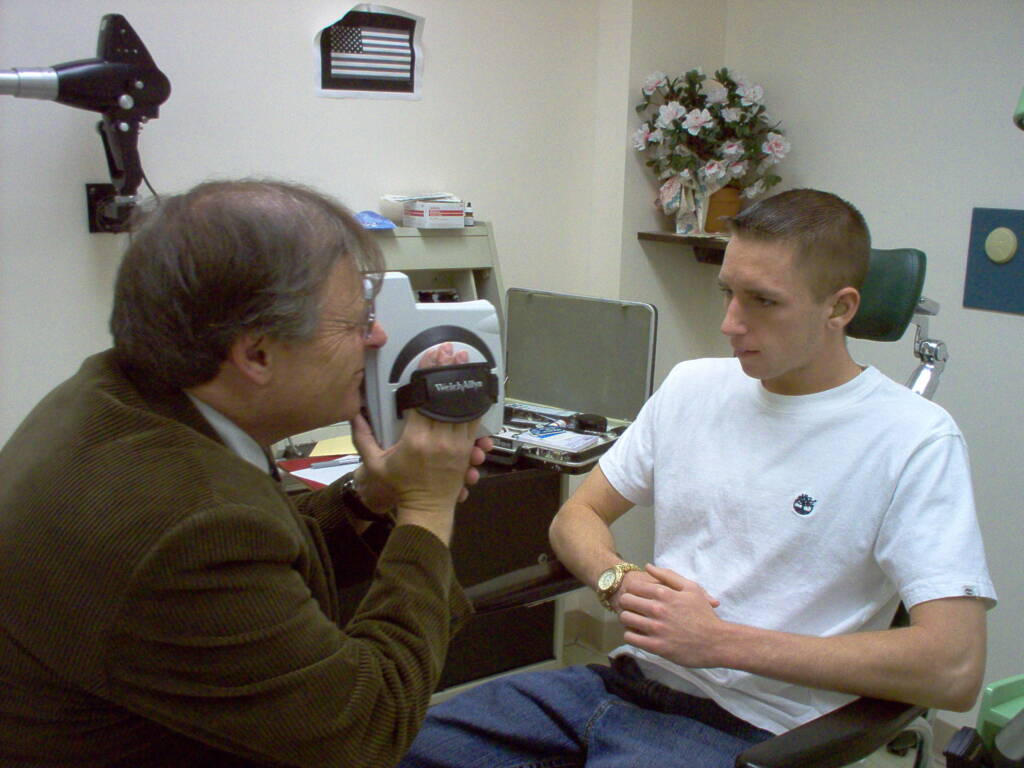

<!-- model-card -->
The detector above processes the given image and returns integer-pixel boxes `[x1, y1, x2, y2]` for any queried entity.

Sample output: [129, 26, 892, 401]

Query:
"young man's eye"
[757, 297, 776, 307]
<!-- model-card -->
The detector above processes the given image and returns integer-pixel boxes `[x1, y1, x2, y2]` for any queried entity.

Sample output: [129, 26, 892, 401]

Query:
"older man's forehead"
[319, 261, 367, 309]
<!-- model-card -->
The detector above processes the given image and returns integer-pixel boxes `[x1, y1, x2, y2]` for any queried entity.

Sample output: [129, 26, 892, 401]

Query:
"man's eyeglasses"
[354, 276, 377, 340]
[355, 297, 376, 340]
[324, 278, 377, 340]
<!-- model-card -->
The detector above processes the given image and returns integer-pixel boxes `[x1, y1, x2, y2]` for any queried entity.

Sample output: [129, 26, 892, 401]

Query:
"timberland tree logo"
[792, 494, 817, 516]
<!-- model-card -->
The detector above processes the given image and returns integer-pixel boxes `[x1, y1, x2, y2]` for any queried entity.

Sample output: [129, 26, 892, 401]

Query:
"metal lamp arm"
[905, 297, 948, 400]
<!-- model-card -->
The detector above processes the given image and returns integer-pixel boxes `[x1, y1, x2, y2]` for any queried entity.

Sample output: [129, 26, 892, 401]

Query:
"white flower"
[721, 140, 744, 157]
[642, 71, 668, 96]
[720, 107, 743, 123]
[728, 161, 748, 178]
[632, 124, 652, 150]
[762, 131, 791, 162]
[738, 83, 764, 106]
[682, 108, 714, 135]
[702, 160, 727, 181]
[656, 101, 686, 129]
[742, 179, 766, 199]
[633, 125, 663, 150]
[702, 79, 728, 104]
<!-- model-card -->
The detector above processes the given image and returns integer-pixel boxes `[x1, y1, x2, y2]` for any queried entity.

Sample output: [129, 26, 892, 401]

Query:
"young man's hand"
[616, 564, 725, 668]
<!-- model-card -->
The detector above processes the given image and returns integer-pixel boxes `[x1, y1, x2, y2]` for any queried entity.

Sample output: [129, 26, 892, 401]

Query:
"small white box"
[402, 200, 466, 228]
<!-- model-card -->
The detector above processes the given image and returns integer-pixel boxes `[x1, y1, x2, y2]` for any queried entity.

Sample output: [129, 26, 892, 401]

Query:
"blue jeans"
[399, 657, 773, 768]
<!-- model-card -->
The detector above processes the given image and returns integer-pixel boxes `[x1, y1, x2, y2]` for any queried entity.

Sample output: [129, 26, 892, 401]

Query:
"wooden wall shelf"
[637, 231, 728, 265]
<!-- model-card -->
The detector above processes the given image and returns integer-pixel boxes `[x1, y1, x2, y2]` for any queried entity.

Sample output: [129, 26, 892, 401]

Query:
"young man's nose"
[720, 299, 746, 336]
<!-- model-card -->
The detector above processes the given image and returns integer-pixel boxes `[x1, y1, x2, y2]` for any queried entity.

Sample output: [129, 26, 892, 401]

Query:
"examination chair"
[467, 248, 950, 768]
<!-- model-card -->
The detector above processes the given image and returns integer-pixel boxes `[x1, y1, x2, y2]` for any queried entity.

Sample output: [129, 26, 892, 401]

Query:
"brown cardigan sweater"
[0, 351, 471, 767]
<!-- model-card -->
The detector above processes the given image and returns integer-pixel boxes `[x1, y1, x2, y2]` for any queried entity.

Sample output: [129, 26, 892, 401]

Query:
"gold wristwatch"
[596, 562, 642, 611]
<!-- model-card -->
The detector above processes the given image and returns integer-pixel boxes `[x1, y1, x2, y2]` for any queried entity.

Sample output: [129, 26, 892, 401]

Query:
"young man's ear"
[226, 332, 274, 386]
[828, 287, 861, 330]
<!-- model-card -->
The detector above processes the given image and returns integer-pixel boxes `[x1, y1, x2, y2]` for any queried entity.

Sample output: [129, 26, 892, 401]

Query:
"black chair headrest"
[847, 248, 927, 342]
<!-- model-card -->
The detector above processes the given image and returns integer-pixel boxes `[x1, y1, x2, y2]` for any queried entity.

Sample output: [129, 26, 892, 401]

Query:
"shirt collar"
[186, 394, 272, 475]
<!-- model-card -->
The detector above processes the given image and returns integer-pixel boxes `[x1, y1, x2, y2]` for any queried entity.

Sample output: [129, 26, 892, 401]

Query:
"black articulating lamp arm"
[0, 14, 171, 232]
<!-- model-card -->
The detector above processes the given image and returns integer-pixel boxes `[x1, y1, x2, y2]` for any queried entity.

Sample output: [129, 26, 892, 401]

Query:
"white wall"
[0, 0, 604, 439]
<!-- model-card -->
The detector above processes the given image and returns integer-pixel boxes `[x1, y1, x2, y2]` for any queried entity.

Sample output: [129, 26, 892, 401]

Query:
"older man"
[0, 180, 488, 767]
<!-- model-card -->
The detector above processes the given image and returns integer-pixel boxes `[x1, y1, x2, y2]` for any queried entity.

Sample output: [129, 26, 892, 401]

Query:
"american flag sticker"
[320, 10, 417, 93]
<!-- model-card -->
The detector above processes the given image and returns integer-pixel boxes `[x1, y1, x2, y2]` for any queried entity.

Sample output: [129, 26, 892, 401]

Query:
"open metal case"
[489, 287, 657, 473]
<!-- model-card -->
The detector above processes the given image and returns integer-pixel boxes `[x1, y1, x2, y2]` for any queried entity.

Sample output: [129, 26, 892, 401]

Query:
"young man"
[0, 180, 489, 767]
[400, 188, 995, 768]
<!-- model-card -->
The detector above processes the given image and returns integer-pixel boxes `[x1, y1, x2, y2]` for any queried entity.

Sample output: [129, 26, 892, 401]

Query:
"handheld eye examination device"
[363, 272, 504, 448]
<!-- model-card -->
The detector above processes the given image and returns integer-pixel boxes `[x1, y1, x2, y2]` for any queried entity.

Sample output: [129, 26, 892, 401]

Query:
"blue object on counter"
[356, 210, 396, 229]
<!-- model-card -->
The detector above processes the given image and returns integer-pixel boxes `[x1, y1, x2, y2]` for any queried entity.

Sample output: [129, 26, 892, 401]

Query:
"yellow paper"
[310, 435, 357, 456]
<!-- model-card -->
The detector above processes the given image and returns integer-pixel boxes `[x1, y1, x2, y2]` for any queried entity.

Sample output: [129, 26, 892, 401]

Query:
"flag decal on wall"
[320, 9, 418, 94]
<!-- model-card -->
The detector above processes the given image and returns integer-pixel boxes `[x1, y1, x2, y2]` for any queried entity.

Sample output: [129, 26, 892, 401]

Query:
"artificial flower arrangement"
[633, 67, 790, 234]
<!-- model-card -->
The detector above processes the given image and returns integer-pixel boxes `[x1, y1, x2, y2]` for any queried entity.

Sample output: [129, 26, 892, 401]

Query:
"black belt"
[589, 656, 772, 743]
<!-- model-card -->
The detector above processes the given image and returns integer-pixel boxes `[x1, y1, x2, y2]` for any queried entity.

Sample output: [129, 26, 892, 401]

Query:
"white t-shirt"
[601, 357, 996, 735]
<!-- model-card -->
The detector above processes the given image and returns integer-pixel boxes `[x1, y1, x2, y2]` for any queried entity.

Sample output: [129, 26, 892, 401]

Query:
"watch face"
[597, 568, 616, 592]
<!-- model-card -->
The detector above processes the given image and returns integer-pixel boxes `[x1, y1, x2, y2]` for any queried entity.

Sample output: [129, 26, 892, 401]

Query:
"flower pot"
[704, 186, 741, 233]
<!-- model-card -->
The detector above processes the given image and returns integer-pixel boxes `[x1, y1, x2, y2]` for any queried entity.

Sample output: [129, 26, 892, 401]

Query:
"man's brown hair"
[727, 188, 871, 300]
[110, 179, 384, 389]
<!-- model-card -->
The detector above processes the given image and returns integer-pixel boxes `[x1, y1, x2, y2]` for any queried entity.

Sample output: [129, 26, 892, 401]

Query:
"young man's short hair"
[727, 188, 871, 300]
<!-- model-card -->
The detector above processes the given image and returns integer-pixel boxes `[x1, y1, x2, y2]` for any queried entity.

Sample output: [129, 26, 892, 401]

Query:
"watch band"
[597, 562, 642, 611]
[339, 472, 380, 522]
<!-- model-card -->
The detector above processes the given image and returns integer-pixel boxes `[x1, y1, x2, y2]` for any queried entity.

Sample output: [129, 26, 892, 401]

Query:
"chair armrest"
[464, 560, 583, 616]
[994, 705, 1024, 765]
[735, 697, 926, 768]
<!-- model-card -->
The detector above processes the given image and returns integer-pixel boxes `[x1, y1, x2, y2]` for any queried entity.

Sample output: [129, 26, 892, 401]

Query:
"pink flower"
[656, 101, 686, 129]
[702, 160, 727, 182]
[642, 71, 668, 96]
[738, 83, 764, 106]
[632, 124, 652, 150]
[682, 108, 714, 135]
[728, 161, 748, 178]
[702, 79, 728, 104]
[720, 107, 743, 123]
[762, 132, 791, 162]
[742, 179, 766, 199]
[721, 140, 744, 157]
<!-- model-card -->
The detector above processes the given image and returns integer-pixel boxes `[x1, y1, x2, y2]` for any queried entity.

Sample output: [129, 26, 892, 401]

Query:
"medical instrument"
[0, 14, 171, 232]
[362, 272, 503, 448]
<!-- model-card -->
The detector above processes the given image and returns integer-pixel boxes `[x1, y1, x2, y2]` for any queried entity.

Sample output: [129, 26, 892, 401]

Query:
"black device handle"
[395, 363, 498, 423]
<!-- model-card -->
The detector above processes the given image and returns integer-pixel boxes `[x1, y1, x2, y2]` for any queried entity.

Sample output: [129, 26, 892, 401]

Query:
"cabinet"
[372, 222, 506, 324]
[439, 464, 563, 692]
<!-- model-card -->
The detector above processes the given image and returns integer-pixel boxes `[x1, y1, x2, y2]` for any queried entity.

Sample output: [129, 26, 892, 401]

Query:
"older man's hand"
[348, 343, 493, 540]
